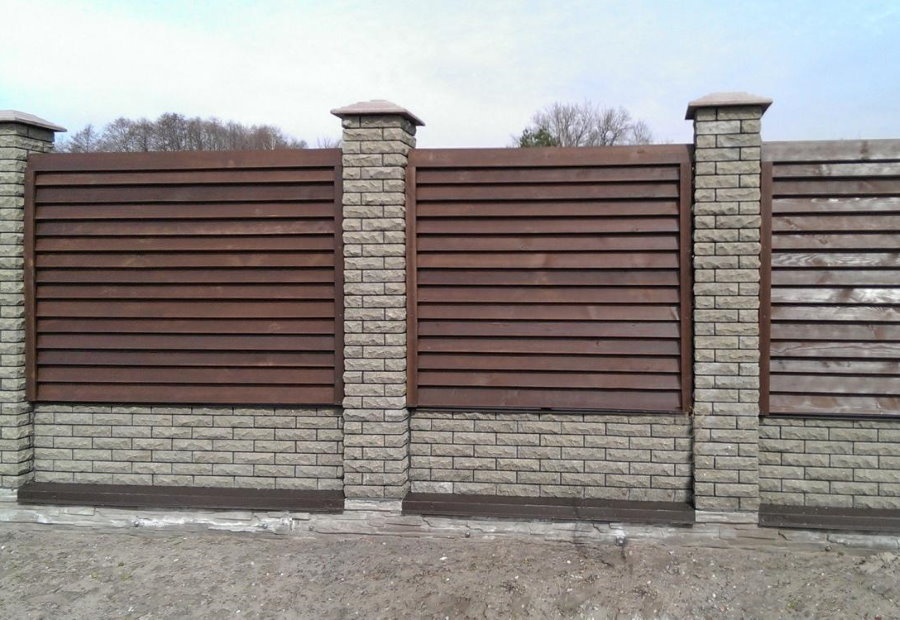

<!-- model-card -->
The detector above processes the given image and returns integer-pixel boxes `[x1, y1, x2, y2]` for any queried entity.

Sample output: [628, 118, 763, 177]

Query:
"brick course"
[761, 417, 900, 509]
[411, 411, 692, 501]
[33, 405, 342, 490]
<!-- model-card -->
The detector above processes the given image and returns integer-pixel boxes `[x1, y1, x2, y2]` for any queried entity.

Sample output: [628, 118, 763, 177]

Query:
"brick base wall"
[410, 411, 692, 501]
[761, 417, 900, 509]
[33, 405, 343, 490]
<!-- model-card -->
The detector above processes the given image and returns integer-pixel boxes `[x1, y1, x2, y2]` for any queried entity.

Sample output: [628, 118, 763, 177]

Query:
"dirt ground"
[0, 523, 897, 619]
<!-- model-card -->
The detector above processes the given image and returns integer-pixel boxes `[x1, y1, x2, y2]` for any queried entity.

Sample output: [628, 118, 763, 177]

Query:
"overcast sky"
[2, 0, 898, 147]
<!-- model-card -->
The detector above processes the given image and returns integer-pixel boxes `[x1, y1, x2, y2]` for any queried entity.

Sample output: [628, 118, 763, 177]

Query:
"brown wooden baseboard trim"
[403, 493, 694, 525]
[760, 503, 900, 533]
[17, 482, 344, 513]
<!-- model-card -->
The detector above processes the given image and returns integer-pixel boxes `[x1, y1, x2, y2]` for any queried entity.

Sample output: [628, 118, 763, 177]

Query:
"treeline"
[57, 113, 308, 153]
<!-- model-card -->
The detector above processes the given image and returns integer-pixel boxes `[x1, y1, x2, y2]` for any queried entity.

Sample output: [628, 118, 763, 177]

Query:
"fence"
[408, 146, 692, 413]
[25, 150, 343, 406]
[1, 96, 899, 533]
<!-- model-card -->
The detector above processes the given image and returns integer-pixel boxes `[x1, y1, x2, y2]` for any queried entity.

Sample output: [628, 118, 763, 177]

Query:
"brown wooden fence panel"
[25, 149, 343, 406]
[409, 146, 692, 413]
[762, 140, 900, 417]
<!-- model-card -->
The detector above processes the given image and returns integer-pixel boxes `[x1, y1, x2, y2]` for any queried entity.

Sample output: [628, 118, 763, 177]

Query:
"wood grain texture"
[26, 149, 342, 405]
[409, 146, 691, 412]
[762, 139, 900, 417]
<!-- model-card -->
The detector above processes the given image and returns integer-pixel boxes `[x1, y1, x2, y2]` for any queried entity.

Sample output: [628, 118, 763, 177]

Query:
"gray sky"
[2, 0, 898, 147]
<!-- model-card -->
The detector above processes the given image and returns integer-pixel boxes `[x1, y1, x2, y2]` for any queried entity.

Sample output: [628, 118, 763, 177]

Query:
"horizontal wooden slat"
[36, 283, 334, 300]
[768, 394, 900, 416]
[35, 383, 335, 405]
[770, 359, 898, 375]
[412, 145, 690, 167]
[416, 386, 681, 412]
[418, 201, 678, 218]
[37, 252, 334, 268]
[770, 374, 900, 395]
[773, 162, 900, 178]
[764, 140, 900, 163]
[36, 184, 333, 204]
[35, 168, 334, 187]
[418, 252, 679, 269]
[773, 214, 900, 232]
[39, 366, 334, 385]
[36, 268, 334, 284]
[417, 286, 678, 304]
[772, 306, 900, 322]
[418, 304, 680, 321]
[417, 353, 679, 373]
[418, 182, 678, 201]
[771, 323, 900, 341]
[36, 219, 334, 237]
[418, 337, 679, 356]
[771, 287, 900, 305]
[37, 318, 334, 335]
[36, 300, 334, 318]
[416, 166, 680, 184]
[37, 333, 334, 351]
[418, 370, 679, 390]
[36, 202, 335, 221]
[773, 196, 900, 214]
[772, 269, 900, 286]
[418, 320, 678, 338]
[773, 233, 900, 250]
[418, 235, 678, 253]
[417, 269, 678, 287]
[772, 252, 900, 268]
[37, 237, 334, 253]
[37, 350, 334, 368]
[772, 179, 900, 197]
[769, 341, 900, 359]
[417, 216, 678, 235]
[29, 149, 340, 172]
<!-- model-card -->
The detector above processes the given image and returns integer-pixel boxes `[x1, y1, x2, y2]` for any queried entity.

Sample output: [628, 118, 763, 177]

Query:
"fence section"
[25, 149, 343, 405]
[761, 140, 900, 417]
[408, 146, 692, 412]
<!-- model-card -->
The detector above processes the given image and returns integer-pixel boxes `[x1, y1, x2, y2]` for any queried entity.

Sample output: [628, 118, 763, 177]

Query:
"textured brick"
[338, 106, 418, 500]
[411, 411, 690, 499]
[691, 99, 766, 515]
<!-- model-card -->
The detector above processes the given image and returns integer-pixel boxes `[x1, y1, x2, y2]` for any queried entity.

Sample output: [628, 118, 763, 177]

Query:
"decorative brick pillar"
[687, 93, 771, 520]
[0, 111, 64, 489]
[331, 101, 423, 501]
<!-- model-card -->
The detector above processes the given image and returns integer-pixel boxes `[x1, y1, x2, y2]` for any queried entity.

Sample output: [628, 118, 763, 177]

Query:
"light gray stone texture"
[690, 96, 768, 515]
[335, 103, 418, 499]
[411, 411, 692, 501]
[0, 117, 58, 489]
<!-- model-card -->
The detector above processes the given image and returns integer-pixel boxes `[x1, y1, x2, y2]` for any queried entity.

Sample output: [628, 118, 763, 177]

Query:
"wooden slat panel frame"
[24, 149, 343, 406]
[407, 145, 693, 414]
[761, 139, 900, 418]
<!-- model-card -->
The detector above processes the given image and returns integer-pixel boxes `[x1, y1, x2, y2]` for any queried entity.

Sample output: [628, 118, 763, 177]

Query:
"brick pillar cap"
[0, 110, 66, 132]
[685, 92, 772, 120]
[330, 100, 424, 127]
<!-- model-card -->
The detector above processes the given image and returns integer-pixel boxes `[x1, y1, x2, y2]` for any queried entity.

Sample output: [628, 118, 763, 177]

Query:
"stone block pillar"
[687, 93, 771, 520]
[331, 100, 423, 501]
[0, 111, 64, 489]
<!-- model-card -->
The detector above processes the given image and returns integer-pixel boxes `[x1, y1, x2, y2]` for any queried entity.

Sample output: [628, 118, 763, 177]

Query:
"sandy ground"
[0, 523, 897, 619]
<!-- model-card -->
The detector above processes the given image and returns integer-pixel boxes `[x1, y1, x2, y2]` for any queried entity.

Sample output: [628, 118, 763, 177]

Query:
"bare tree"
[315, 137, 342, 149]
[57, 113, 308, 153]
[515, 101, 653, 147]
